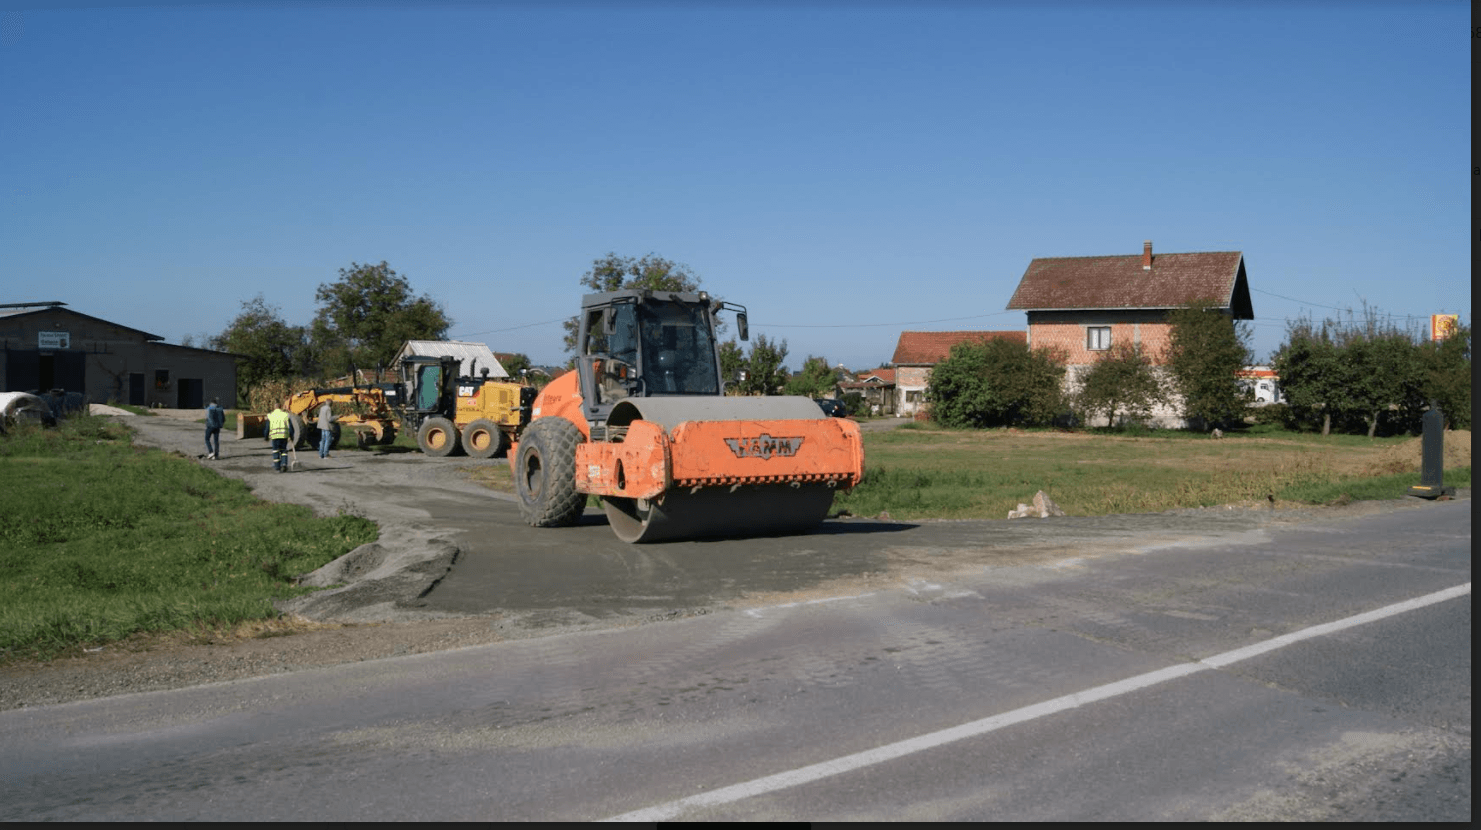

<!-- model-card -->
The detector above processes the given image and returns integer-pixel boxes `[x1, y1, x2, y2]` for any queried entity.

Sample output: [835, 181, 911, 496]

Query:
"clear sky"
[0, 0, 1469, 370]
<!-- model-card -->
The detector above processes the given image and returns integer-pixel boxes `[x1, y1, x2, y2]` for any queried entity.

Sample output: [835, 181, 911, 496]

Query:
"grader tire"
[462, 419, 505, 460]
[514, 417, 585, 527]
[417, 416, 460, 457]
[289, 413, 308, 449]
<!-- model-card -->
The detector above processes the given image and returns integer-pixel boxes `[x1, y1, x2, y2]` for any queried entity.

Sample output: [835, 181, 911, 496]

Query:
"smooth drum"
[600, 396, 840, 544]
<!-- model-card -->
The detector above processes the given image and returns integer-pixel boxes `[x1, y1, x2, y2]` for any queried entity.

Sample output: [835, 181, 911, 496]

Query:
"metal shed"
[392, 340, 509, 380]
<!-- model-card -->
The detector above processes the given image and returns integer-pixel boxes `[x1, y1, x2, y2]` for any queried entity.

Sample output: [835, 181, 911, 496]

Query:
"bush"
[927, 339, 1066, 428]
[1073, 342, 1165, 428]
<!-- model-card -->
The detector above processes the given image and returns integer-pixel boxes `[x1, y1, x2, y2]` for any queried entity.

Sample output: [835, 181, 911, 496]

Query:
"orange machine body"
[572, 416, 864, 500]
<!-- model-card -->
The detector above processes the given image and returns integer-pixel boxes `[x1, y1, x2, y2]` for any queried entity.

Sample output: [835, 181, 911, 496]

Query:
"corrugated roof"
[1006, 246, 1252, 319]
[891, 331, 1027, 365]
[394, 340, 508, 378]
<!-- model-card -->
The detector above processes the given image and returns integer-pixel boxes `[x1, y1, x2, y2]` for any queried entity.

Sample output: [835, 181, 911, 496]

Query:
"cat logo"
[724, 434, 804, 460]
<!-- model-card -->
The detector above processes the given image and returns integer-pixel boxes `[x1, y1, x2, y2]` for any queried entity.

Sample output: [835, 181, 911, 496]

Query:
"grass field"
[831, 423, 1470, 519]
[464, 422, 1470, 518]
[0, 415, 378, 662]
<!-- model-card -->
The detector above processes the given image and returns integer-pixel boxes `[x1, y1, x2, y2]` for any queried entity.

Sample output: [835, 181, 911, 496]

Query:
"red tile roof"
[1006, 246, 1252, 319]
[856, 367, 896, 383]
[891, 331, 1027, 365]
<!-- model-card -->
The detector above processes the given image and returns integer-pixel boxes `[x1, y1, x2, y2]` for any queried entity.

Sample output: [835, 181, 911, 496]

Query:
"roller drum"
[603, 483, 836, 543]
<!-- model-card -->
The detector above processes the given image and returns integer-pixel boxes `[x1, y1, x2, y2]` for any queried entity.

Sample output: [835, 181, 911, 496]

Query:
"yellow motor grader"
[397, 355, 535, 459]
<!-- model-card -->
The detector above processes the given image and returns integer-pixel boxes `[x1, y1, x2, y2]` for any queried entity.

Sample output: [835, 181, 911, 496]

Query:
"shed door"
[177, 378, 204, 410]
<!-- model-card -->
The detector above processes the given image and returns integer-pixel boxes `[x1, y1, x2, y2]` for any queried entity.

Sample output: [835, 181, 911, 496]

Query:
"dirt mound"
[1367, 430, 1470, 476]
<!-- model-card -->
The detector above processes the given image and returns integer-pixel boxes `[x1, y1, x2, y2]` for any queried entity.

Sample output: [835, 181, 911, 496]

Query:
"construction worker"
[265, 405, 295, 472]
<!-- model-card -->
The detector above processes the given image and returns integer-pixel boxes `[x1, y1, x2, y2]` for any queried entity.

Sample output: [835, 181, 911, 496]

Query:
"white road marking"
[606, 582, 1471, 822]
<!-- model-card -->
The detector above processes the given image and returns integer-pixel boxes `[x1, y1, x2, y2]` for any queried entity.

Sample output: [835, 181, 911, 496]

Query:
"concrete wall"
[896, 365, 932, 415]
[0, 309, 238, 408]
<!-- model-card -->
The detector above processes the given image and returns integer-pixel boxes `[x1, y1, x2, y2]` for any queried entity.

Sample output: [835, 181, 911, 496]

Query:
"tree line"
[926, 301, 1469, 435]
[216, 254, 848, 406]
[211, 261, 533, 402]
[1273, 311, 1470, 435]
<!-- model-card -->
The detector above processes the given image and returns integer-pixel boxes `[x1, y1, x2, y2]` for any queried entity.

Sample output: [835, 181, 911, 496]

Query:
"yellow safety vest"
[267, 409, 292, 439]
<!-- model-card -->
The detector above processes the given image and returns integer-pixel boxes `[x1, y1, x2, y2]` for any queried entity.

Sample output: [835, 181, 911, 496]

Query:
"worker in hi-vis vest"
[265, 405, 295, 472]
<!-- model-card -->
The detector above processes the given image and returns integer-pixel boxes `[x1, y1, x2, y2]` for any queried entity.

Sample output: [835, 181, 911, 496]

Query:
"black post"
[1407, 402, 1454, 499]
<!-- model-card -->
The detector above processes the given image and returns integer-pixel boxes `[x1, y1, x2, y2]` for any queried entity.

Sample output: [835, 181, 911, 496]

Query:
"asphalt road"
[0, 494, 1468, 820]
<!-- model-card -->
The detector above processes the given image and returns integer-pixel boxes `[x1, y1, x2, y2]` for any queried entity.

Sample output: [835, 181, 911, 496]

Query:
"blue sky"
[0, 0, 1469, 370]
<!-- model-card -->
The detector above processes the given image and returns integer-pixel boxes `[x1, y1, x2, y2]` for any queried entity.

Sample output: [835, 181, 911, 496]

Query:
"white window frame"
[1086, 326, 1111, 351]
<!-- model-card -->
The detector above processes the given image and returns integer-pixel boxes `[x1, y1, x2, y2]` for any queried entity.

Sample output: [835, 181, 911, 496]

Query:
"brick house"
[1005, 241, 1254, 425]
[890, 331, 1027, 416]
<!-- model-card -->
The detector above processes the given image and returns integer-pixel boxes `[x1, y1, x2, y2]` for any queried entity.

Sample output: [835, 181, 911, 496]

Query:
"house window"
[155, 369, 170, 390]
[1086, 327, 1111, 351]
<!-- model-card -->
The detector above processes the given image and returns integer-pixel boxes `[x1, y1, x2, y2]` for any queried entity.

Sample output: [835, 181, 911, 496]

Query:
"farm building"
[0, 301, 238, 408]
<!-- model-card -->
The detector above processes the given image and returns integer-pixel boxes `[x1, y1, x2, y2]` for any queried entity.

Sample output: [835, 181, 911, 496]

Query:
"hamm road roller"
[512, 289, 864, 542]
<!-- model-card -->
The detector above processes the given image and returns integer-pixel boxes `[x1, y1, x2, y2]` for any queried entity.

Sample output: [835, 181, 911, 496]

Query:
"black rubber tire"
[462, 418, 505, 460]
[327, 422, 342, 450]
[417, 416, 461, 457]
[289, 413, 308, 449]
[514, 417, 585, 527]
[379, 426, 397, 446]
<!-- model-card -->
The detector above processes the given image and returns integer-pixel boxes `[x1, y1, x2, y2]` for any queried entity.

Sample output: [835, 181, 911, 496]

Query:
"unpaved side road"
[1, 408, 1464, 710]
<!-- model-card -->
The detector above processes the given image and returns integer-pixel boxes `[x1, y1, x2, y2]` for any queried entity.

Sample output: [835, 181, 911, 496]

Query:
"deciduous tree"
[927, 339, 1066, 428]
[1074, 342, 1165, 428]
[1164, 301, 1253, 429]
[718, 339, 746, 392]
[739, 333, 789, 395]
[783, 356, 841, 398]
[1419, 324, 1471, 429]
[1273, 319, 1345, 435]
[563, 253, 704, 352]
[311, 262, 449, 378]
[211, 296, 312, 403]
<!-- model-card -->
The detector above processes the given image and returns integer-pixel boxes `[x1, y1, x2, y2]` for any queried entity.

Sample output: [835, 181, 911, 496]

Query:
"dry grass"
[837, 427, 1471, 520]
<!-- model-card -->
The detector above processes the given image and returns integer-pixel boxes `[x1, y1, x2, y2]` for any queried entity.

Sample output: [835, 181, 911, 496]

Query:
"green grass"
[0, 415, 378, 662]
[834, 425, 1463, 519]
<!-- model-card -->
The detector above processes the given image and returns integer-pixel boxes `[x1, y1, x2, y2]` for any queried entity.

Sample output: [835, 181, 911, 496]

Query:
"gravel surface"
[1, 407, 1466, 710]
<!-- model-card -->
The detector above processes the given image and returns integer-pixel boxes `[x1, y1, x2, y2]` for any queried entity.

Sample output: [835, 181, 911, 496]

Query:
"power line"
[1251, 288, 1454, 322]
[760, 310, 1019, 329]
[451, 317, 568, 339]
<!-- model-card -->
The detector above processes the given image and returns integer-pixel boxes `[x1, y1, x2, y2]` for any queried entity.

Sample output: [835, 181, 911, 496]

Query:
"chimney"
[1142, 240, 1153, 270]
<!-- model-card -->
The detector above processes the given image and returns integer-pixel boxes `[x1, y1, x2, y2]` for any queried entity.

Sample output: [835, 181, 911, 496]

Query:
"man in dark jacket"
[204, 398, 226, 460]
